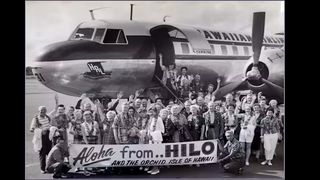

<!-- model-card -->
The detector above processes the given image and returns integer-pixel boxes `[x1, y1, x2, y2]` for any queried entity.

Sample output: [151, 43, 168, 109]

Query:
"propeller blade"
[261, 78, 283, 97]
[216, 79, 248, 99]
[252, 12, 265, 66]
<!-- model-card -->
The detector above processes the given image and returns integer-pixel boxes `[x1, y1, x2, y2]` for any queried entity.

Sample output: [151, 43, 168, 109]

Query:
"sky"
[26, 1, 284, 66]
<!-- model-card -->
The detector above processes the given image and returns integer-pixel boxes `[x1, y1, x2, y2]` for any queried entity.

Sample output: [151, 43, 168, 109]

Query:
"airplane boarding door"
[150, 28, 176, 80]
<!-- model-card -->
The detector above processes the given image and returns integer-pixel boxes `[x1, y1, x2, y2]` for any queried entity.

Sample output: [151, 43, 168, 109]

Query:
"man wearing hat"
[217, 130, 245, 175]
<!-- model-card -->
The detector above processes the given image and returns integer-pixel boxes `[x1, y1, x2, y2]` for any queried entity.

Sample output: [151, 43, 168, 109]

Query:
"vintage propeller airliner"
[32, 12, 284, 103]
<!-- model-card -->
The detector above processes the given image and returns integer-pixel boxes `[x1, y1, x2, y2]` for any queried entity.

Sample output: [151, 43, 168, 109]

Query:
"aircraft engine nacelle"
[244, 48, 284, 89]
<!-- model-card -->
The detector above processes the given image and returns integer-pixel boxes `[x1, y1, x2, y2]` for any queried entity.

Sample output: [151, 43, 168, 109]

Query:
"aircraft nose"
[35, 40, 93, 62]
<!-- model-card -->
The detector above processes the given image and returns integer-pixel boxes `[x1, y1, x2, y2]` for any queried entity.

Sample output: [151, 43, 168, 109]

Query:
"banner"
[69, 140, 217, 167]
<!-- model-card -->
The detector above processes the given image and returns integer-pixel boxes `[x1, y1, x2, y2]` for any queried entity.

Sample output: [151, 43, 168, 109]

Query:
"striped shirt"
[30, 115, 51, 131]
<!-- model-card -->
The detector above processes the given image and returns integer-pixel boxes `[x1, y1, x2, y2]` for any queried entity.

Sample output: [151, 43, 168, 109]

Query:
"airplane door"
[150, 29, 175, 79]
[150, 24, 212, 78]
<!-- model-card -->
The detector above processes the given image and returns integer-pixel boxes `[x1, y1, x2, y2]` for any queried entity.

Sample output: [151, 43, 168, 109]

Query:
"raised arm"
[159, 54, 166, 70]
[234, 103, 242, 116]
[94, 99, 105, 122]
[48, 94, 59, 119]
[250, 94, 257, 106]
[75, 99, 82, 110]
[217, 139, 224, 152]
[80, 94, 95, 111]
[241, 97, 247, 111]
[212, 78, 221, 96]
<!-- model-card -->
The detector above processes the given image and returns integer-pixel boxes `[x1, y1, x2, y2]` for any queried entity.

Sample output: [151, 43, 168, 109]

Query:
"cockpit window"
[103, 29, 127, 44]
[74, 28, 94, 39]
[93, 28, 106, 42]
[117, 30, 126, 43]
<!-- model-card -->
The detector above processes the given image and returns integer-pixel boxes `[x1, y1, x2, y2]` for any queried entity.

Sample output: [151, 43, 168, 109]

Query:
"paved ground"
[25, 78, 284, 179]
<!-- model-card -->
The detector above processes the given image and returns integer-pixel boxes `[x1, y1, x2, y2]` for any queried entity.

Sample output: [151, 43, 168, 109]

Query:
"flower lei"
[85, 121, 95, 136]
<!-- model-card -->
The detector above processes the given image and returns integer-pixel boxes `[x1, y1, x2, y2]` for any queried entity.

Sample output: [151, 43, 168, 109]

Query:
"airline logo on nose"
[88, 63, 106, 75]
[83, 62, 111, 80]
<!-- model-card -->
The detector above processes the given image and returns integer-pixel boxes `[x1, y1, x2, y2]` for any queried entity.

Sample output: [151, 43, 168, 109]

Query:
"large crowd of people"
[30, 66, 284, 178]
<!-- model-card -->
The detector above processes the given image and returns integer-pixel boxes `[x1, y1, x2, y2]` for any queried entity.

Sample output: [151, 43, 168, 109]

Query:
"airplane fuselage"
[33, 20, 284, 99]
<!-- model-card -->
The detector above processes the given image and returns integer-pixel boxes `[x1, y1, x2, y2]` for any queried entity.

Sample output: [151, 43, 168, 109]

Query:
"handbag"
[32, 128, 42, 152]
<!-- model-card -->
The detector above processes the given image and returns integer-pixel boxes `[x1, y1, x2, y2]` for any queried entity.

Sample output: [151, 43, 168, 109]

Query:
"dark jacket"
[203, 111, 224, 139]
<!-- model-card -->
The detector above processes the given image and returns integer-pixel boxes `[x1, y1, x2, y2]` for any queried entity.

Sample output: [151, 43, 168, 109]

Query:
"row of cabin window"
[181, 43, 250, 56]
[74, 28, 127, 44]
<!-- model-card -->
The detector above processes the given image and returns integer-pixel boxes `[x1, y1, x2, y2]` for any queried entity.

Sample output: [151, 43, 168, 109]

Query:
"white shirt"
[177, 74, 192, 86]
[148, 117, 164, 142]
[204, 93, 216, 104]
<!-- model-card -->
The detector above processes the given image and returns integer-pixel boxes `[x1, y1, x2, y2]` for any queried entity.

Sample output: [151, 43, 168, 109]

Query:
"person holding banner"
[46, 136, 71, 178]
[170, 105, 192, 142]
[187, 104, 205, 167]
[139, 107, 159, 173]
[147, 108, 165, 175]
[81, 111, 101, 144]
[137, 109, 150, 144]
[162, 109, 176, 143]
[128, 107, 140, 144]
[80, 110, 101, 176]
[217, 130, 245, 175]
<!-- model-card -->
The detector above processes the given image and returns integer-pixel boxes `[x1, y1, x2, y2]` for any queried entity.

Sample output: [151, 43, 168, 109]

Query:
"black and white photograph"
[26, 1, 284, 179]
